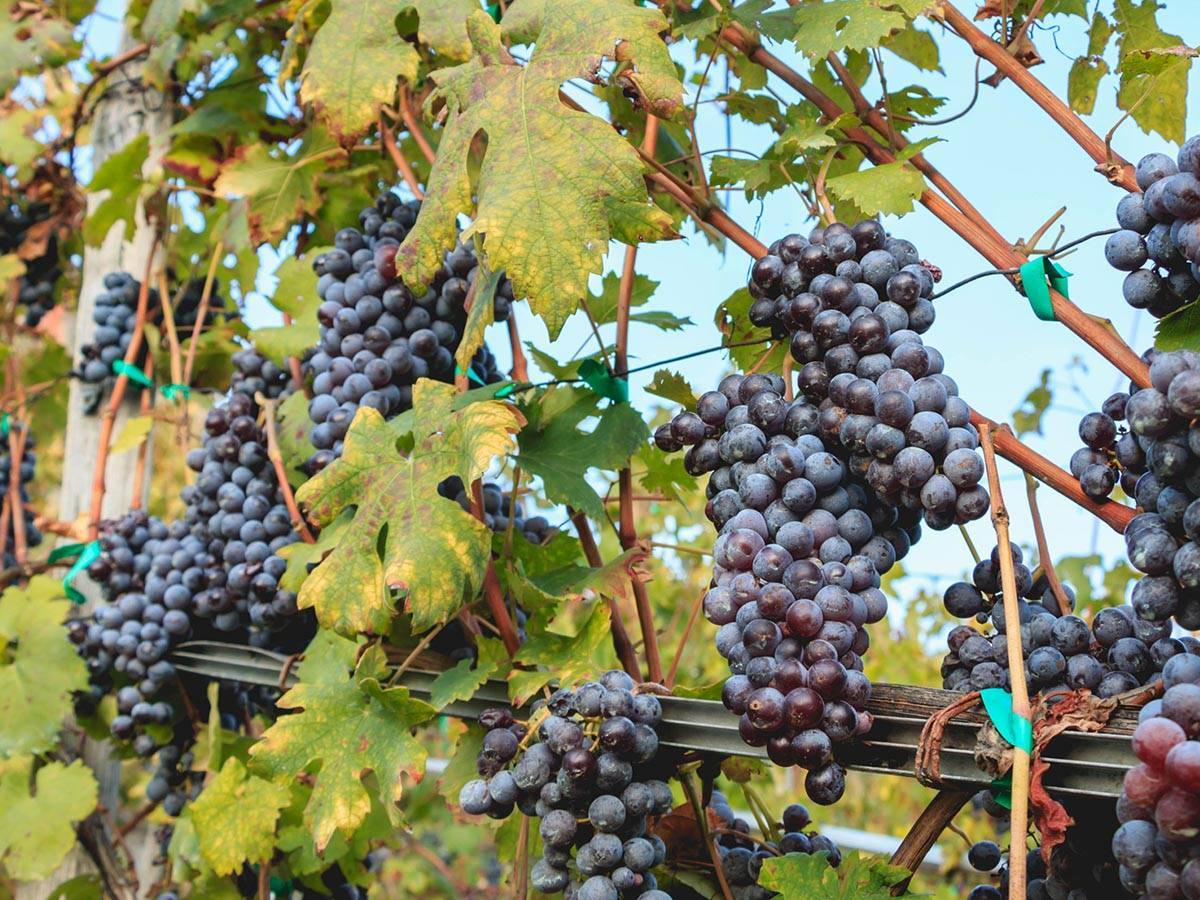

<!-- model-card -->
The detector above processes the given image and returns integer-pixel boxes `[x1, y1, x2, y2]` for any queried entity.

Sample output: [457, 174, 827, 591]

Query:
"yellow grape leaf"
[110, 415, 154, 455]
[187, 758, 290, 875]
[403, 0, 478, 60]
[0, 757, 97, 881]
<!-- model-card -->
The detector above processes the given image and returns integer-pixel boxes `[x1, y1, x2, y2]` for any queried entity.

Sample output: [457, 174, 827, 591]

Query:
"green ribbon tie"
[0, 413, 8, 438]
[486, 2, 501, 22]
[159, 383, 191, 402]
[578, 359, 629, 404]
[454, 365, 488, 388]
[980, 687, 1034, 752]
[1018, 257, 1067, 322]
[493, 381, 518, 399]
[989, 775, 1013, 809]
[56, 541, 102, 604]
[269, 876, 293, 895]
[111, 359, 153, 388]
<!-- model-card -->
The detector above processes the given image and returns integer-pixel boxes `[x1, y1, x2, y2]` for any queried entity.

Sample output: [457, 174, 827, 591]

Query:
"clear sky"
[75, 2, 1200, 600]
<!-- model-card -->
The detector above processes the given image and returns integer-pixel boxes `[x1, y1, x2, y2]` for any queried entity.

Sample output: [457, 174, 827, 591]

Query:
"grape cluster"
[940, 543, 1191, 697]
[440, 476, 553, 548]
[1104, 137, 1200, 317]
[306, 191, 515, 473]
[0, 424, 43, 568]
[745, 222, 989, 531]
[458, 671, 674, 899]
[1070, 382, 1148, 502]
[0, 198, 61, 326]
[710, 794, 840, 899]
[77, 272, 149, 384]
[1112, 652, 1200, 898]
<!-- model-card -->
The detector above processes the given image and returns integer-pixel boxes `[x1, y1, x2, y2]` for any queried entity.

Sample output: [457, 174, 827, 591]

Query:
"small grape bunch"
[458, 670, 675, 899]
[1069, 387, 1146, 502]
[710, 793, 840, 899]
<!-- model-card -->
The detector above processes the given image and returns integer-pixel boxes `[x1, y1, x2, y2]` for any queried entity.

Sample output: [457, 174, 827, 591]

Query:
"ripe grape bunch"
[305, 190, 516, 473]
[710, 793, 841, 899]
[1104, 136, 1200, 317]
[1112, 652, 1200, 898]
[0, 198, 61, 327]
[746, 221, 990, 532]
[939, 543, 1192, 697]
[0, 422, 43, 567]
[458, 671, 675, 899]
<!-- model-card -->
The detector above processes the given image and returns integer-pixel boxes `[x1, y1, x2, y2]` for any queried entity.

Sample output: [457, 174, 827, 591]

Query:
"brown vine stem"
[381, 114, 425, 199]
[978, 420, 1031, 899]
[261, 398, 316, 544]
[569, 507, 643, 681]
[399, 87, 436, 165]
[182, 240, 223, 387]
[256, 862, 268, 900]
[681, 769, 734, 900]
[514, 815, 530, 900]
[508, 315, 530, 382]
[89, 244, 160, 539]
[665, 588, 706, 690]
[887, 788, 973, 895]
[1023, 472, 1073, 616]
[937, 1, 1138, 191]
[470, 479, 522, 656]
[130, 354, 155, 510]
[618, 116, 665, 684]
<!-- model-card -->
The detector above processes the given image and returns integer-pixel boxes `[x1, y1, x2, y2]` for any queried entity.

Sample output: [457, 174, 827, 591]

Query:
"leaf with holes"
[187, 758, 291, 875]
[396, 6, 680, 338]
[295, 382, 523, 635]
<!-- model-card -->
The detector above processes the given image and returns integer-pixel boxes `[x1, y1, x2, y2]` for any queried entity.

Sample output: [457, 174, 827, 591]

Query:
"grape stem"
[514, 814, 530, 900]
[569, 507, 643, 680]
[978, 420, 1032, 900]
[1023, 472, 1073, 616]
[129, 353, 154, 510]
[665, 587, 705, 690]
[887, 788, 974, 895]
[380, 113, 425, 199]
[261, 398, 317, 544]
[399, 87, 436, 165]
[507, 315, 530, 382]
[680, 768, 735, 900]
[470, 479, 523, 656]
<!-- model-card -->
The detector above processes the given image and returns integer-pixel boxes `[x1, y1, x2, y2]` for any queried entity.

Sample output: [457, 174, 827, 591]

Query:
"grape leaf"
[1012, 368, 1053, 437]
[215, 127, 348, 243]
[428, 636, 508, 710]
[294, 382, 523, 634]
[301, 0, 419, 143]
[83, 134, 150, 246]
[273, 389, 319, 489]
[509, 600, 619, 702]
[646, 369, 698, 409]
[790, 0, 928, 56]
[252, 247, 328, 366]
[635, 442, 697, 500]
[824, 159, 926, 217]
[454, 266, 502, 371]
[1155, 301, 1200, 352]
[402, 0, 478, 60]
[0, 107, 45, 177]
[759, 850, 910, 898]
[110, 415, 154, 455]
[514, 386, 650, 520]
[1113, 0, 1190, 143]
[0, 577, 89, 758]
[249, 650, 435, 851]
[0, 13, 75, 94]
[1067, 56, 1109, 114]
[396, 6, 680, 339]
[582, 272, 691, 332]
[187, 758, 290, 876]
[882, 26, 941, 72]
[0, 757, 97, 881]
[296, 627, 361, 686]
[715, 288, 787, 374]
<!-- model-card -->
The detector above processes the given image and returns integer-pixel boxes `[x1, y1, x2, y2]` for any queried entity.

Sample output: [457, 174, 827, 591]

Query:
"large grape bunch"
[305, 191, 516, 473]
[710, 794, 841, 899]
[458, 671, 675, 899]
[1112, 653, 1200, 898]
[1104, 137, 1200, 317]
[745, 221, 989, 532]
[0, 423, 43, 567]
[0, 198, 61, 327]
[939, 542, 1194, 697]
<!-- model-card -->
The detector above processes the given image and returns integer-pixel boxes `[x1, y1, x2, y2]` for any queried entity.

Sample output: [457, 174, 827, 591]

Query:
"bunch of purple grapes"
[1103, 137, 1200, 318]
[746, 221, 989, 532]
[0, 198, 61, 327]
[458, 671, 674, 899]
[710, 794, 840, 898]
[305, 191, 515, 473]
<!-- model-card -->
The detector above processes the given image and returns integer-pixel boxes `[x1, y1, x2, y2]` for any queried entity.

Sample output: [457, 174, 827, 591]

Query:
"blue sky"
[76, 2, 1200, 598]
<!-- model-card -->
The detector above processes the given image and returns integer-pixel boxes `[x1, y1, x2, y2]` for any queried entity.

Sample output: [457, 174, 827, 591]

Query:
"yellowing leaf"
[0, 757, 97, 881]
[403, 0, 478, 60]
[249, 661, 434, 851]
[187, 758, 290, 875]
[295, 382, 523, 634]
[301, 0, 419, 143]
[397, 6, 680, 338]
[454, 267, 502, 371]
[0, 13, 75, 95]
[0, 577, 89, 758]
[110, 415, 154, 455]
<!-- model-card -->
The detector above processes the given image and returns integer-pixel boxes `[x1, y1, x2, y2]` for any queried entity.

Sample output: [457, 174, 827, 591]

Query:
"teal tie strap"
[1018, 257, 1068, 322]
[55, 541, 102, 604]
[578, 359, 628, 404]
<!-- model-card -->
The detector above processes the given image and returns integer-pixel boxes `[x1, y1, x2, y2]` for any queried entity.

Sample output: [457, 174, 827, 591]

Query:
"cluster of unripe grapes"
[0, 198, 61, 327]
[0, 423, 42, 567]
[305, 191, 514, 473]
[1104, 137, 1200, 317]
[459, 671, 674, 899]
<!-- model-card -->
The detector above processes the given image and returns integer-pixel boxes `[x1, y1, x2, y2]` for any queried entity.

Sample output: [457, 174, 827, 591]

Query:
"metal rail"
[171, 641, 1136, 799]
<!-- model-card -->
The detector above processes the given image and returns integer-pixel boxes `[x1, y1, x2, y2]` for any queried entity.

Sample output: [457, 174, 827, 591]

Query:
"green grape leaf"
[1155, 301, 1200, 352]
[585, 272, 659, 325]
[454, 267, 502, 371]
[428, 636, 508, 710]
[301, 0, 419, 143]
[790, 0, 927, 56]
[509, 599, 618, 702]
[1113, 0, 1191, 143]
[759, 850, 911, 898]
[215, 127, 347, 244]
[0, 107, 45, 177]
[188, 758, 290, 875]
[0, 757, 97, 881]
[252, 248, 328, 366]
[882, 26, 941, 72]
[295, 382, 523, 634]
[824, 159, 926, 217]
[1012, 368, 1053, 437]
[83, 134, 150, 246]
[273, 389, 319, 489]
[645, 369, 698, 409]
[1087, 10, 1114, 56]
[297, 627, 361, 686]
[502, 547, 649, 614]
[402, 0, 478, 60]
[249, 659, 435, 851]
[514, 386, 650, 520]
[0, 577, 89, 758]
[635, 442, 696, 500]
[396, 6, 680, 339]
[714, 288, 786, 373]
[1068, 56, 1109, 114]
[46, 875, 103, 900]
[0, 13, 75, 94]
[110, 415, 154, 456]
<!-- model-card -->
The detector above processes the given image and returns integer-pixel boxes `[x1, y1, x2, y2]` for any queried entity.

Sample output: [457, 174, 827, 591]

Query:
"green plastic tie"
[493, 381, 518, 399]
[989, 775, 1013, 810]
[59, 540, 101, 604]
[159, 383, 191, 402]
[269, 876, 293, 895]
[111, 359, 153, 388]
[454, 365, 488, 388]
[0, 413, 8, 438]
[1018, 257, 1067, 322]
[486, 2, 501, 22]
[578, 359, 629, 404]
[979, 686, 1034, 753]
